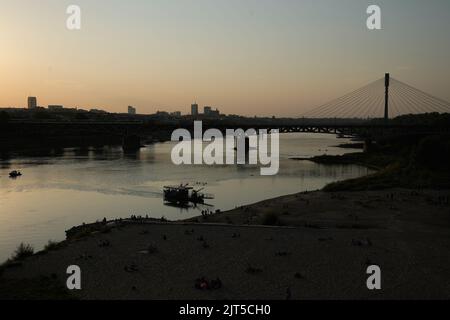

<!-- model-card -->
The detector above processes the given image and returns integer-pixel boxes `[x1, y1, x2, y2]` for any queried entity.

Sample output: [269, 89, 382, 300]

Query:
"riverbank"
[294, 131, 450, 191]
[1, 188, 450, 299]
[2, 119, 450, 299]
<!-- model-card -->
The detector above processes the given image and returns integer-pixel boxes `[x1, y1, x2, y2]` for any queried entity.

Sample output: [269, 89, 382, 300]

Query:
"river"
[0, 133, 372, 261]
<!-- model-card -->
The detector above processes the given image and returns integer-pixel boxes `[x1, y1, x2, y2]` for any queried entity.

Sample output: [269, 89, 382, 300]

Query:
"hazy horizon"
[1, 0, 450, 116]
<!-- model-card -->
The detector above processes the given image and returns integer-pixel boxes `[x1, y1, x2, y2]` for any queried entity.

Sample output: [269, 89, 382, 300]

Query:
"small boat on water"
[9, 170, 22, 178]
[163, 184, 214, 205]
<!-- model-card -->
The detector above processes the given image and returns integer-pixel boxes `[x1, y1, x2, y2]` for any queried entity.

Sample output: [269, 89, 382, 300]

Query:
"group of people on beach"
[195, 277, 222, 291]
[201, 209, 221, 217]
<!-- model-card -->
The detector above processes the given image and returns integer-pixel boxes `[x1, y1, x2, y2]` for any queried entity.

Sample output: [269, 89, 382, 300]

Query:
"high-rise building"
[128, 106, 136, 115]
[204, 106, 212, 115]
[28, 97, 37, 109]
[204, 106, 220, 118]
[191, 103, 199, 116]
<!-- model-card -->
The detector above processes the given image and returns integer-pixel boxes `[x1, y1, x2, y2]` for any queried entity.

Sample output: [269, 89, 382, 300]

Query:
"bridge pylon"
[384, 73, 390, 121]
[302, 72, 450, 119]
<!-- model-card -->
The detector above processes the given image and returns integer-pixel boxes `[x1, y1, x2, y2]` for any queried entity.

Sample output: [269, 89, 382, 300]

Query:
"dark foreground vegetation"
[313, 114, 450, 191]
[0, 242, 72, 300]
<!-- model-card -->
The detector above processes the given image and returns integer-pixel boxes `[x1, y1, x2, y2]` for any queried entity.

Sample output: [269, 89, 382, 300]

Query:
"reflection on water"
[0, 133, 371, 261]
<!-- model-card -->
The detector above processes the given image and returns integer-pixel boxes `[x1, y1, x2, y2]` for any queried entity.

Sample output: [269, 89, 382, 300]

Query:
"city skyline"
[9, 95, 224, 117]
[1, 0, 450, 116]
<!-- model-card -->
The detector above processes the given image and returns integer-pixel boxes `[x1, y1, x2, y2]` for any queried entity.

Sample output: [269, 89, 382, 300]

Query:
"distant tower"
[128, 106, 136, 115]
[28, 96, 37, 109]
[191, 103, 199, 116]
[384, 73, 390, 121]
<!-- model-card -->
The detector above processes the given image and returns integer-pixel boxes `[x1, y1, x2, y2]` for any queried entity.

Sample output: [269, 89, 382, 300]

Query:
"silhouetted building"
[204, 106, 212, 114]
[204, 106, 220, 118]
[191, 103, 199, 116]
[90, 108, 108, 114]
[28, 97, 37, 109]
[128, 106, 136, 115]
[171, 111, 181, 117]
[154, 111, 173, 120]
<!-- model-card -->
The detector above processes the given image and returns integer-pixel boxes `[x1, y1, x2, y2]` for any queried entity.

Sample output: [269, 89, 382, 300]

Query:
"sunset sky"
[1, 0, 449, 116]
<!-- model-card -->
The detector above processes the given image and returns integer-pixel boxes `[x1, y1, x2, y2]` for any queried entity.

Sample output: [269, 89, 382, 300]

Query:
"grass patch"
[324, 162, 450, 192]
[66, 223, 112, 240]
[317, 132, 450, 192]
[44, 240, 65, 252]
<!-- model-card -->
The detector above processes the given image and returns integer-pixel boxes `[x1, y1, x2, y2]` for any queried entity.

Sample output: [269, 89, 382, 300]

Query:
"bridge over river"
[2, 74, 450, 150]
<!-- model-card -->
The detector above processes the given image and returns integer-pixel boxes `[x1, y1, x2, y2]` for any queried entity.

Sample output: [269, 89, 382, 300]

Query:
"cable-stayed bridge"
[4, 74, 450, 142]
[248, 73, 450, 136]
[301, 74, 450, 120]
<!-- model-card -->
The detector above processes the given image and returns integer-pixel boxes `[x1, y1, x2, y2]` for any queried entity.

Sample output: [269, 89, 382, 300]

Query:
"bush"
[262, 212, 281, 226]
[44, 241, 62, 251]
[11, 243, 34, 261]
[414, 135, 450, 169]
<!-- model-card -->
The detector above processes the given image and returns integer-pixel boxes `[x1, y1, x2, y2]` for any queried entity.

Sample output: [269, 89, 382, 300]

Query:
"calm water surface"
[0, 133, 371, 261]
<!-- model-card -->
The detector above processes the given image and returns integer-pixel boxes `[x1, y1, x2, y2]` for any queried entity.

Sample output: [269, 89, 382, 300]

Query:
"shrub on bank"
[11, 243, 34, 261]
[262, 212, 283, 226]
[44, 240, 64, 252]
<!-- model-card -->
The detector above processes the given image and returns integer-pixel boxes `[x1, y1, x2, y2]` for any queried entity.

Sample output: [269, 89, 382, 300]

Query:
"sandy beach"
[1, 188, 450, 300]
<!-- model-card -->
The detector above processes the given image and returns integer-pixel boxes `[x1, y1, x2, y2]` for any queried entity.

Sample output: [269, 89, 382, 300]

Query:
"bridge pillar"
[384, 73, 390, 122]
[364, 138, 373, 153]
